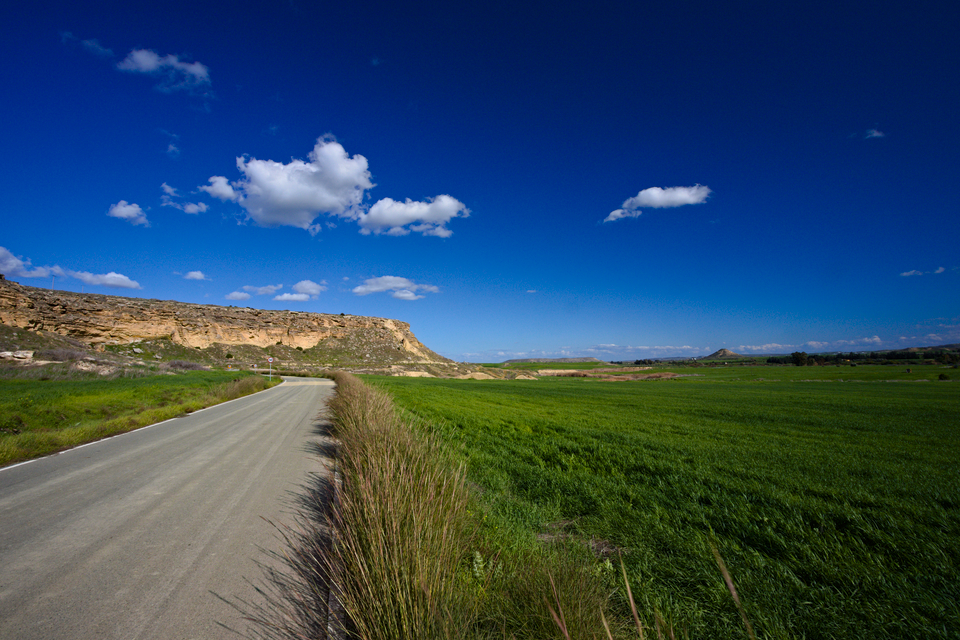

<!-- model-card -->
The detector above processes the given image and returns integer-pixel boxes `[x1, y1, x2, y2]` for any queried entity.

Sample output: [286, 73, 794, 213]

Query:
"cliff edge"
[0, 276, 450, 366]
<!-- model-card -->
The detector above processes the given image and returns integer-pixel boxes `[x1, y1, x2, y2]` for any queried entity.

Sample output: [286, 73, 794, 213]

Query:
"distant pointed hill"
[704, 349, 742, 359]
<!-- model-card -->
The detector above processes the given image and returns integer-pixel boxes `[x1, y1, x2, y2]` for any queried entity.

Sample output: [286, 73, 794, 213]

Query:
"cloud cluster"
[225, 280, 327, 302]
[107, 200, 149, 226]
[604, 185, 712, 222]
[161, 183, 209, 214]
[117, 49, 210, 93]
[201, 137, 468, 237]
[352, 276, 439, 300]
[738, 336, 884, 352]
[0, 246, 140, 289]
[184, 271, 208, 281]
[901, 266, 947, 276]
[274, 280, 328, 301]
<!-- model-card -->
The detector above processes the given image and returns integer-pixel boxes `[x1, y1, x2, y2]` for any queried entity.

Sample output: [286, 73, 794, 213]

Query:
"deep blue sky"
[2, 1, 958, 361]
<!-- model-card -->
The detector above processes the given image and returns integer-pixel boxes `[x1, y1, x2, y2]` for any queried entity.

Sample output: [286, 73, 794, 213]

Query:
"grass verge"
[0, 371, 279, 466]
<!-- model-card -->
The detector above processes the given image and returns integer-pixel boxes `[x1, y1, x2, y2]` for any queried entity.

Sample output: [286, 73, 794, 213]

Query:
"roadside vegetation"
[261, 372, 762, 640]
[0, 368, 278, 466]
[363, 372, 959, 639]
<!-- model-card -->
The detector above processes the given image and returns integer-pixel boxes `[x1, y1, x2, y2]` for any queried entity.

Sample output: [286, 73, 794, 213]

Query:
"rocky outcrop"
[0, 278, 450, 365]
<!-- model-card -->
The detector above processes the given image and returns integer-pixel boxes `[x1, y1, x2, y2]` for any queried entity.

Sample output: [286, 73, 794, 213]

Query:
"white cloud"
[167, 143, 180, 159]
[900, 270, 924, 277]
[0, 247, 61, 278]
[199, 176, 239, 201]
[108, 200, 149, 226]
[243, 284, 283, 295]
[352, 276, 439, 300]
[234, 137, 373, 234]
[527, 289, 537, 293]
[206, 136, 469, 238]
[182, 202, 208, 214]
[117, 49, 210, 93]
[357, 195, 469, 237]
[0, 246, 140, 289]
[70, 271, 140, 289]
[184, 271, 208, 280]
[225, 291, 251, 301]
[866, 129, 886, 139]
[274, 293, 310, 301]
[934, 267, 946, 274]
[835, 336, 883, 346]
[81, 39, 113, 58]
[738, 343, 798, 352]
[161, 184, 209, 215]
[293, 279, 327, 296]
[604, 185, 711, 223]
[805, 341, 830, 349]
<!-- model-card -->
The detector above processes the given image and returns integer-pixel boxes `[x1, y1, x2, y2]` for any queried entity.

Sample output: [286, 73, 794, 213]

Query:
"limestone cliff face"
[0, 276, 450, 364]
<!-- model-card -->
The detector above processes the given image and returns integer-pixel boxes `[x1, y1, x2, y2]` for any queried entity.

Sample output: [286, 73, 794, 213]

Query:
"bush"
[938, 373, 950, 381]
[34, 348, 89, 362]
[166, 360, 206, 371]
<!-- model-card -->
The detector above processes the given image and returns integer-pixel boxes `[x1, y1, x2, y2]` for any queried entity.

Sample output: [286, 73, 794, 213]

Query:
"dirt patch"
[455, 372, 496, 380]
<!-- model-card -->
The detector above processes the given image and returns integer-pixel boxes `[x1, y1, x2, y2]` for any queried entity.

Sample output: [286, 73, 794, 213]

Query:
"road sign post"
[267, 357, 273, 381]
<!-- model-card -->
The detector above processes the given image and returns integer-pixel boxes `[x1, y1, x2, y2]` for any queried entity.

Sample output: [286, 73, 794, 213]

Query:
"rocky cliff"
[0, 276, 450, 365]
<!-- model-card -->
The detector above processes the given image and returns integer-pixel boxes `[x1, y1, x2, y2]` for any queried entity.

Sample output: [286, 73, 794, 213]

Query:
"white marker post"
[267, 357, 273, 381]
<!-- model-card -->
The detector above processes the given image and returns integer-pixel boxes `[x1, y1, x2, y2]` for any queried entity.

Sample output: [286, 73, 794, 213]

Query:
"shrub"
[34, 348, 89, 361]
[939, 373, 950, 381]
[166, 360, 206, 371]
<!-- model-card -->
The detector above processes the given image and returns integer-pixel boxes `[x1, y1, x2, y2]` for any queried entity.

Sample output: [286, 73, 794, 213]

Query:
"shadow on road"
[218, 416, 346, 640]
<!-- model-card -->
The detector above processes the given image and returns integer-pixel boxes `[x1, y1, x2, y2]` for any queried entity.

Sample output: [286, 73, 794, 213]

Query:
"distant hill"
[703, 349, 743, 359]
[504, 357, 607, 364]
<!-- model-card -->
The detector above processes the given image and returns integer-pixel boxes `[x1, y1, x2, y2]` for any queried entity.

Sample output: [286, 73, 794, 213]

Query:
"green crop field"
[369, 369, 959, 639]
[0, 370, 275, 466]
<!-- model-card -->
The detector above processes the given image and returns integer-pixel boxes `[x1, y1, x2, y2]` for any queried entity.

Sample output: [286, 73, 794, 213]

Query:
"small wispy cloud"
[225, 291, 251, 301]
[243, 284, 283, 295]
[274, 293, 310, 302]
[161, 184, 208, 214]
[108, 200, 149, 226]
[865, 128, 886, 139]
[184, 271, 209, 281]
[117, 48, 211, 94]
[604, 185, 711, 223]
[61, 32, 114, 58]
[352, 276, 439, 300]
[901, 267, 948, 276]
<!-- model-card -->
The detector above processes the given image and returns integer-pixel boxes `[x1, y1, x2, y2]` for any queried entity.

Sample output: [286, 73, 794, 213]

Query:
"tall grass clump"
[322, 371, 480, 639]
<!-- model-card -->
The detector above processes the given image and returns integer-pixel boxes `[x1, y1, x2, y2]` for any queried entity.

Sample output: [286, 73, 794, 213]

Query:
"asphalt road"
[0, 376, 337, 640]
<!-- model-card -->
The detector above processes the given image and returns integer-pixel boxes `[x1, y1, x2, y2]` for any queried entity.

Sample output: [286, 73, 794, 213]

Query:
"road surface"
[0, 376, 336, 640]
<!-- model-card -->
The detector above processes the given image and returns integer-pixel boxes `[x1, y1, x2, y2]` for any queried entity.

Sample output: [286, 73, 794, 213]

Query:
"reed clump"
[323, 371, 480, 639]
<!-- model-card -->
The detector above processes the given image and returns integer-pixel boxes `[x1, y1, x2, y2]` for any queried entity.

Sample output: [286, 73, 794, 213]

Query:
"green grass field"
[0, 370, 275, 466]
[369, 368, 960, 638]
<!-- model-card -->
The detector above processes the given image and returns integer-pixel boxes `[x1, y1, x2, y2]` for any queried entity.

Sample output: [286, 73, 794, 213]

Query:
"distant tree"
[791, 351, 808, 367]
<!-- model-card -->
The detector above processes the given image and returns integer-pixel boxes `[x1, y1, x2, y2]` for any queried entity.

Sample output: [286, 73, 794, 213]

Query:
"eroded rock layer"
[0, 276, 449, 364]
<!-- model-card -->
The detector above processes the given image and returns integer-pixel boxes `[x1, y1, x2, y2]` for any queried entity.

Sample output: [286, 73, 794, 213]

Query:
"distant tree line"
[766, 350, 960, 366]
